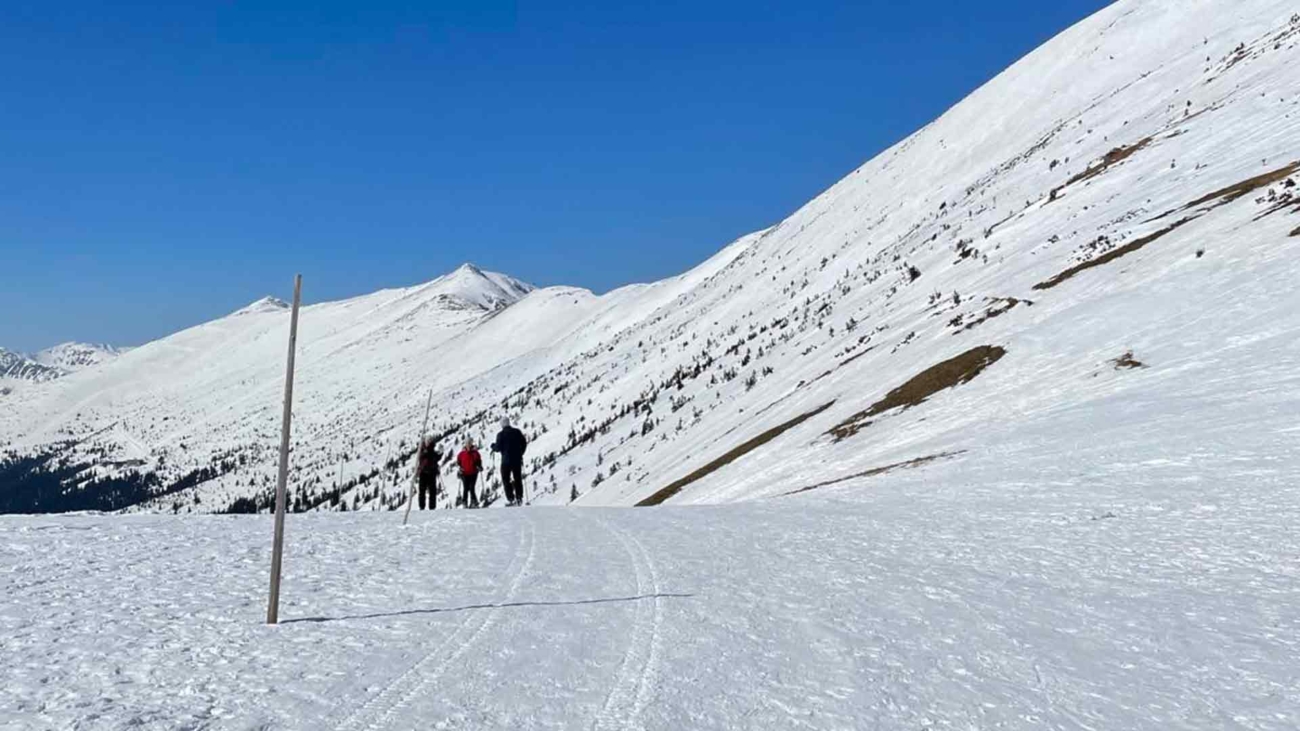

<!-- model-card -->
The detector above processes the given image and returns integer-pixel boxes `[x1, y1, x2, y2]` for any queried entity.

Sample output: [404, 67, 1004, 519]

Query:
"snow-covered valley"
[3, 0, 1300, 727]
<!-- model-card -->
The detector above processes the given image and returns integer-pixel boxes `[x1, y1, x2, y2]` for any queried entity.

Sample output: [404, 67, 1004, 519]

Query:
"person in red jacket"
[456, 439, 483, 509]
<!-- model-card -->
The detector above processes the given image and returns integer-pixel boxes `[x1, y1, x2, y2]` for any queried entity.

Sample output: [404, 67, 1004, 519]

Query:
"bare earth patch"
[956, 297, 1032, 334]
[637, 402, 836, 506]
[1182, 160, 1300, 212]
[780, 451, 966, 497]
[1069, 139, 1153, 187]
[1050, 138, 1153, 201]
[1052, 164, 1300, 290]
[828, 345, 1007, 441]
[1111, 351, 1147, 370]
[1291, 226, 1300, 238]
[1033, 218, 1194, 291]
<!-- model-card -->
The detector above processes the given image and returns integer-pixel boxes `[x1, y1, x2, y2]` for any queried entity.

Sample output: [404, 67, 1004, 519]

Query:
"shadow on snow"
[283, 593, 694, 625]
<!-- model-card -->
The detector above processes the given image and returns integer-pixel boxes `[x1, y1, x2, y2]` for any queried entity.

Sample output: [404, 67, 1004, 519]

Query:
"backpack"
[418, 445, 440, 476]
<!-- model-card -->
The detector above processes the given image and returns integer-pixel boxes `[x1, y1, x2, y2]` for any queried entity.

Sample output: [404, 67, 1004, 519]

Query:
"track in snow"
[330, 516, 538, 731]
[588, 514, 665, 731]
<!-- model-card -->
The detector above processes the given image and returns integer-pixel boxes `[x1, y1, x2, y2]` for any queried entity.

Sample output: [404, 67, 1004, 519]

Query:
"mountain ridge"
[0, 343, 127, 388]
[2, 0, 1298, 516]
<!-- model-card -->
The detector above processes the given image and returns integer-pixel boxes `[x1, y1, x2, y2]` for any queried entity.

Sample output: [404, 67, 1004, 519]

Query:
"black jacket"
[492, 427, 527, 467]
[418, 445, 441, 479]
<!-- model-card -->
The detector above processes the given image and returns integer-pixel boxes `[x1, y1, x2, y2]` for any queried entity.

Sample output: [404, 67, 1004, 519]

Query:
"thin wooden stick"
[267, 274, 302, 626]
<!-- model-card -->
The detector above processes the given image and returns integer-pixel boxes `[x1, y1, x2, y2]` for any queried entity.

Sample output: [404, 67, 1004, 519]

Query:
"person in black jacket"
[417, 438, 441, 510]
[491, 416, 528, 506]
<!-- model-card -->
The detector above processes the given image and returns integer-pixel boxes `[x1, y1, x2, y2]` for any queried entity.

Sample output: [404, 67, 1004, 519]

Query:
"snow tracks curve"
[331, 515, 538, 731]
[588, 512, 666, 731]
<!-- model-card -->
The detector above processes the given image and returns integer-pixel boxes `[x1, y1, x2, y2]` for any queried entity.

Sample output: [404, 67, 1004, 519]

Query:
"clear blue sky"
[1, 0, 1113, 353]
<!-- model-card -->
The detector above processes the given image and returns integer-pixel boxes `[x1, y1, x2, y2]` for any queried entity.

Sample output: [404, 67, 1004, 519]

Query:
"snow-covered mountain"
[0, 342, 125, 392]
[0, 348, 64, 385]
[32, 342, 128, 372]
[2, 0, 1298, 516]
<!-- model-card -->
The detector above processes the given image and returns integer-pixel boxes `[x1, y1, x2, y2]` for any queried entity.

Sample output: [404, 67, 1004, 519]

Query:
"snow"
[5, 491, 1299, 729]
[0, 343, 125, 392]
[31, 343, 126, 372]
[7, 0, 1299, 518]
[4, 0, 1300, 726]
[232, 297, 291, 317]
[0, 349, 62, 385]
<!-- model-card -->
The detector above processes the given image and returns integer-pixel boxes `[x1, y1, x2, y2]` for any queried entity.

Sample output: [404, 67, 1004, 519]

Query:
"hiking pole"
[402, 390, 433, 526]
[455, 466, 463, 510]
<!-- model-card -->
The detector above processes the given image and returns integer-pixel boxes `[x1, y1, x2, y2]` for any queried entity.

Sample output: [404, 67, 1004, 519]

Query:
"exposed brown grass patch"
[957, 297, 1031, 334]
[637, 402, 836, 507]
[1068, 138, 1153, 187]
[1032, 217, 1194, 291]
[828, 345, 1007, 441]
[781, 451, 966, 497]
[1049, 138, 1153, 201]
[1291, 225, 1300, 238]
[1183, 161, 1300, 211]
[835, 345, 877, 371]
[1111, 351, 1146, 370]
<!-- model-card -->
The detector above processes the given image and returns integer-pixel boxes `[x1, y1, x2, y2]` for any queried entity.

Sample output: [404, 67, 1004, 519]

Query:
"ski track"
[330, 515, 537, 731]
[589, 513, 664, 731]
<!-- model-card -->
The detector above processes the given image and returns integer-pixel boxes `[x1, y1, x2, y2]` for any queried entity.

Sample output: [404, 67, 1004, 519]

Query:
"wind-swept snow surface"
[5, 489, 1299, 729]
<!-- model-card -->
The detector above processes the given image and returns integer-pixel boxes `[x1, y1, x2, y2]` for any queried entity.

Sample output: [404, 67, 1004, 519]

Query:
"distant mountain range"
[0, 343, 127, 387]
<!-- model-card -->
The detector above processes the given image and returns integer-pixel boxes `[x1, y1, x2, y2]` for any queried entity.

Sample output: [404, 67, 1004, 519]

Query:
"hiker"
[491, 416, 528, 506]
[457, 438, 483, 509]
[417, 438, 441, 510]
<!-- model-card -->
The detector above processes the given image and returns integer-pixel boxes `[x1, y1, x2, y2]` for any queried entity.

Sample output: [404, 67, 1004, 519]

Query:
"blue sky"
[1, 0, 1113, 353]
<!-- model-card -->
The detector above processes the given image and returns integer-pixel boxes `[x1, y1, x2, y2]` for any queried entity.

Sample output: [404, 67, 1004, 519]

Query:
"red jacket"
[457, 448, 483, 477]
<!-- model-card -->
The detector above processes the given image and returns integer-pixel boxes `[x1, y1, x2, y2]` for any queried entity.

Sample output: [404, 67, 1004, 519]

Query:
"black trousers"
[501, 464, 523, 505]
[418, 473, 437, 510]
[460, 473, 479, 508]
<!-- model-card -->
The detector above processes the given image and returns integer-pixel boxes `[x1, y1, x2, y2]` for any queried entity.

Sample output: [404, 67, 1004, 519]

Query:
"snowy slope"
[5, 2, 1300, 729]
[0, 264, 543, 511]
[5, 493, 1300, 729]
[0, 343, 125, 396]
[32, 342, 128, 372]
[2, 0, 1299, 519]
[0, 348, 64, 385]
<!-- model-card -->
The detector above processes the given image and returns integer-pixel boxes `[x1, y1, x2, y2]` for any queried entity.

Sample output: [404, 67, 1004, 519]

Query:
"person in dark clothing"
[491, 416, 528, 506]
[417, 438, 441, 510]
[457, 439, 483, 509]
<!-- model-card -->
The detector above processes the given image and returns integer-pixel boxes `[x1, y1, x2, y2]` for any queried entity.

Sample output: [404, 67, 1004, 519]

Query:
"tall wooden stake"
[402, 390, 434, 525]
[267, 274, 302, 626]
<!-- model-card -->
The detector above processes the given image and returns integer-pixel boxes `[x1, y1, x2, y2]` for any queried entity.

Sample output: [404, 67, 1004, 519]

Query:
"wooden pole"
[402, 390, 434, 526]
[267, 274, 302, 626]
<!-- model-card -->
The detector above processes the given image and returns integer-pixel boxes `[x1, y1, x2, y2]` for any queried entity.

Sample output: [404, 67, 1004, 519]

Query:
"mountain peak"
[428, 264, 535, 312]
[34, 343, 126, 372]
[232, 296, 291, 317]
